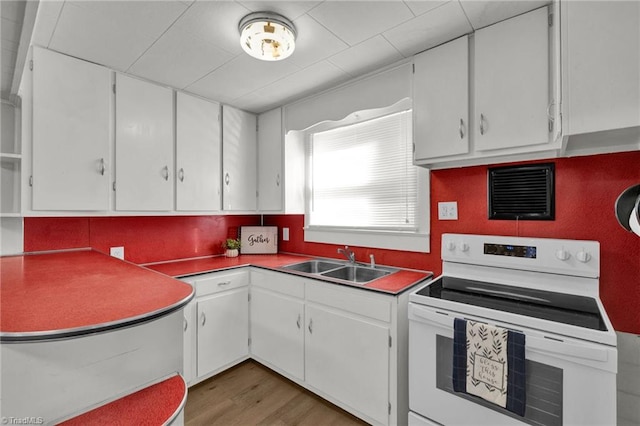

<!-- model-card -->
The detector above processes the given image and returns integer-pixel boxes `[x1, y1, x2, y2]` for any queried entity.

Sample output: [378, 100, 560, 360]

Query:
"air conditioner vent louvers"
[488, 163, 555, 220]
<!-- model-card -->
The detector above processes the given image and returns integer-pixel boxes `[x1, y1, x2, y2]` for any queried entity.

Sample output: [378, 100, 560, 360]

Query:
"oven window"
[436, 335, 563, 426]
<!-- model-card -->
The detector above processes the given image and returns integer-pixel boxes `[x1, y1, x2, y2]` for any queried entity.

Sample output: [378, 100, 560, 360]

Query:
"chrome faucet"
[337, 246, 356, 264]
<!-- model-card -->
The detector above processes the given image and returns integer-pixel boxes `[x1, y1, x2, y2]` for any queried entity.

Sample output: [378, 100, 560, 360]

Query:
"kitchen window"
[304, 102, 430, 253]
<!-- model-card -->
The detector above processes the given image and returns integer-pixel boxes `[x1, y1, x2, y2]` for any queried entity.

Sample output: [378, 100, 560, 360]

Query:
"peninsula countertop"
[0, 249, 194, 341]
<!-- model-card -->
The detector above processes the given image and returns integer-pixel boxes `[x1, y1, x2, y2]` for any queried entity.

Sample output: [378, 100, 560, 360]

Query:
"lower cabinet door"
[182, 301, 196, 385]
[305, 305, 390, 425]
[250, 287, 304, 380]
[197, 287, 249, 378]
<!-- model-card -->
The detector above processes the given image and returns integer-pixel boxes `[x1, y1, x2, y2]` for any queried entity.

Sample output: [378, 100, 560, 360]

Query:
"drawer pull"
[184, 317, 188, 331]
[218, 281, 231, 287]
[308, 318, 313, 334]
[201, 312, 206, 326]
[296, 314, 301, 329]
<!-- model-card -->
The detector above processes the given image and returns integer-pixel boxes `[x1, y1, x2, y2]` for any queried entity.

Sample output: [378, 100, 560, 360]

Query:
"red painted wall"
[266, 152, 640, 334]
[24, 215, 261, 264]
[22, 152, 640, 333]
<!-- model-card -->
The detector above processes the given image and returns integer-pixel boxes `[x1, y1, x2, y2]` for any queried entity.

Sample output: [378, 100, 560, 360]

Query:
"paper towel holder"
[615, 184, 640, 236]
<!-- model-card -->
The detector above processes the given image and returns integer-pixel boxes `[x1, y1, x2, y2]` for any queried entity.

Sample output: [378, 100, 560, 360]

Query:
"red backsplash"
[22, 152, 640, 333]
[24, 215, 261, 264]
[266, 151, 640, 334]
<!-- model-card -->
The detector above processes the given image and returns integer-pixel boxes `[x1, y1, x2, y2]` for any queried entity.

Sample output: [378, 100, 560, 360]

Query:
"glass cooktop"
[416, 276, 607, 331]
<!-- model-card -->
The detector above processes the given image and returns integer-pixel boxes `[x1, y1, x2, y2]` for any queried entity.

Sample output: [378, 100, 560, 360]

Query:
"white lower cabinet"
[182, 300, 196, 385]
[181, 269, 249, 385]
[183, 267, 409, 426]
[305, 304, 390, 425]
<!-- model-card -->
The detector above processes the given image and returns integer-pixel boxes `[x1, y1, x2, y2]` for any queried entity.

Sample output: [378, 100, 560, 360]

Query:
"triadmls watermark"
[1, 417, 44, 425]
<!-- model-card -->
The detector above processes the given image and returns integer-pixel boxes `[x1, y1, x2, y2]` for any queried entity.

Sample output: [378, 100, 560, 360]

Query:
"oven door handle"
[409, 304, 453, 328]
[526, 335, 611, 362]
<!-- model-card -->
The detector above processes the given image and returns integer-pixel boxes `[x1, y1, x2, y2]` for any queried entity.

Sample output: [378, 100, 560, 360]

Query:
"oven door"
[408, 302, 617, 426]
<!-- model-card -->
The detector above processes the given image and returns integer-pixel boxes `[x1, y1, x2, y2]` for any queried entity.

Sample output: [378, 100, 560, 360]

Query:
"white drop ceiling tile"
[48, 1, 189, 71]
[308, 1, 414, 46]
[383, 0, 472, 57]
[128, 33, 236, 90]
[286, 14, 349, 69]
[186, 53, 301, 105]
[328, 35, 403, 77]
[238, 60, 351, 113]
[404, 0, 450, 17]
[30, 0, 64, 48]
[458, 0, 549, 30]
[238, 1, 322, 20]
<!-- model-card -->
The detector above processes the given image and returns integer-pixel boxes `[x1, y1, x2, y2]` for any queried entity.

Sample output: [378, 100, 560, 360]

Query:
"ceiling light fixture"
[239, 12, 296, 61]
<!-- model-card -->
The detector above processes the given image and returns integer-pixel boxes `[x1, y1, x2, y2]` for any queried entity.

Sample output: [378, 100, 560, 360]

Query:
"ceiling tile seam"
[124, 2, 195, 73]
[304, 12, 353, 48]
[380, 33, 409, 60]
[45, 1, 67, 49]
[455, 0, 475, 31]
[181, 51, 245, 92]
[400, 0, 420, 18]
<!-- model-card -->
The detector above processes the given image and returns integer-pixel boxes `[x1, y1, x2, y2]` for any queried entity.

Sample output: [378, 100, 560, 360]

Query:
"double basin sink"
[280, 259, 397, 285]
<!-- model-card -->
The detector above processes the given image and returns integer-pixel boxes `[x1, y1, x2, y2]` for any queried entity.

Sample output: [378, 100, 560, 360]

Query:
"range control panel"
[441, 234, 600, 278]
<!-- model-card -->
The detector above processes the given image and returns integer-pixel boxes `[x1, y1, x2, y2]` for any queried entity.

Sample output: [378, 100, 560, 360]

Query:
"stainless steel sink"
[281, 260, 343, 274]
[321, 265, 391, 283]
[281, 259, 397, 284]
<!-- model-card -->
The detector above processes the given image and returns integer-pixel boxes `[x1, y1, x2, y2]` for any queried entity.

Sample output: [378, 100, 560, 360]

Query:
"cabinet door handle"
[184, 317, 188, 331]
[479, 114, 486, 135]
[276, 174, 280, 187]
[178, 168, 185, 182]
[162, 165, 170, 181]
[296, 314, 301, 329]
[99, 158, 106, 176]
[217, 281, 231, 287]
[459, 119, 465, 139]
[225, 173, 230, 186]
[308, 318, 313, 334]
[201, 312, 206, 326]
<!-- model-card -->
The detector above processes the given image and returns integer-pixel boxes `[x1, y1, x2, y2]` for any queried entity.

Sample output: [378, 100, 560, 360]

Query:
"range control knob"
[459, 242, 469, 252]
[555, 248, 571, 261]
[445, 241, 456, 251]
[576, 250, 591, 263]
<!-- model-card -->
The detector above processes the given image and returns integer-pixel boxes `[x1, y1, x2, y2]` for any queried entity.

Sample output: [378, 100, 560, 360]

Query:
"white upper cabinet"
[222, 105, 257, 212]
[176, 93, 221, 212]
[413, 36, 469, 161]
[473, 6, 550, 151]
[561, 1, 640, 135]
[257, 108, 283, 212]
[31, 47, 111, 210]
[115, 74, 174, 211]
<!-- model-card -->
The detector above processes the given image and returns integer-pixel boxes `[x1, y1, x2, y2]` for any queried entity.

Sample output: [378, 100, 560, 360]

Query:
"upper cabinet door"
[257, 108, 283, 212]
[562, 1, 640, 135]
[115, 74, 174, 211]
[176, 93, 221, 212]
[222, 105, 257, 211]
[474, 6, 550, 151]
[32, 47, 111, 210]
[413, 36, 469, 161]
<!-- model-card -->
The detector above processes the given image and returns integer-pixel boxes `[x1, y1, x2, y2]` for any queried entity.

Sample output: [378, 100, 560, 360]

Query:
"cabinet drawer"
[186, 270, 249, 297]
[251, 268, 304, 299]
[306, 282, 391, 323]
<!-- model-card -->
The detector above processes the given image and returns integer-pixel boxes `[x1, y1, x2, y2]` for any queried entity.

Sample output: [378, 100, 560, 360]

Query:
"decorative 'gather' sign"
[240, 226, 278, 254]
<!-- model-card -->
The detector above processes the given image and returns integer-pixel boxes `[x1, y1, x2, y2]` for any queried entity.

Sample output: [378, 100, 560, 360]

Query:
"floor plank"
[185, 361, 369, 426]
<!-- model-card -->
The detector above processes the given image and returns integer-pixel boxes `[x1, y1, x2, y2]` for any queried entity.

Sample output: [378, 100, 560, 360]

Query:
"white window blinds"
[308, 110, 417, 231]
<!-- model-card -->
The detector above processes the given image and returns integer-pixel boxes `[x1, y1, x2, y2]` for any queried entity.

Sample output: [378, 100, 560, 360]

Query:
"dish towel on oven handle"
[452, 318, 526, 416]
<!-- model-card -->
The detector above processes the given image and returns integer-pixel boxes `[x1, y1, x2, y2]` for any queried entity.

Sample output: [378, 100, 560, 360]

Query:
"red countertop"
[144, 253, 432, 295]
[0, 250, 194, 340]
[59, 374, 187, 426]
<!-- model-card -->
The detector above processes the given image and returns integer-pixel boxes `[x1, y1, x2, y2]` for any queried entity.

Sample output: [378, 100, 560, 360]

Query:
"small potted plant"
[222, 238, 241, 258]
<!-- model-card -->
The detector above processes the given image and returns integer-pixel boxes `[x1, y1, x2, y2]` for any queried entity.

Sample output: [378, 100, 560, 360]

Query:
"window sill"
[304, 227, 430, 253]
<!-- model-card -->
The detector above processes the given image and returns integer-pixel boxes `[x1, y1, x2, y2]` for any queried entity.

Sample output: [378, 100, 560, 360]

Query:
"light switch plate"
[283, 227, 290, 241]
[438, 202, 458, 220]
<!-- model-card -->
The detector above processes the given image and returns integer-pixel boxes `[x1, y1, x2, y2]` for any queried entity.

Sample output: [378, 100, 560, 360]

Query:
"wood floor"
[184, 360, 369, 426]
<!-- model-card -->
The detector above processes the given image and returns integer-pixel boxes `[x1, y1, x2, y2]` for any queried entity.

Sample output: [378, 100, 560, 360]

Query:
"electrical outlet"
[282, 227, 290, 241]
[110, 246, 125, 260]
[438, 202, 458, 220]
